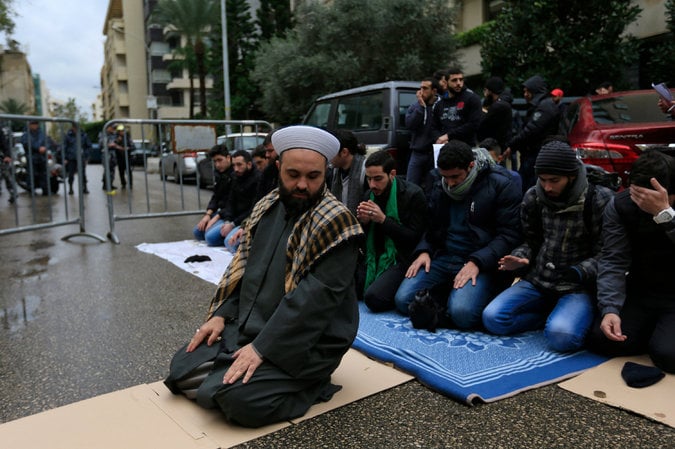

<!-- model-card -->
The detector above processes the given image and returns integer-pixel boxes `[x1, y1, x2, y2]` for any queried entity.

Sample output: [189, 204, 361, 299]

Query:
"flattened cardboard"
[0, 384, 219, 449]
[559, 355, 674, 428]
[0, 349, 413, 448]
[292, 348, 413, 423]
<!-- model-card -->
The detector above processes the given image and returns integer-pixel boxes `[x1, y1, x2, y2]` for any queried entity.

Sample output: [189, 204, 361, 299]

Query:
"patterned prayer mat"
[354, 302, 608, 404]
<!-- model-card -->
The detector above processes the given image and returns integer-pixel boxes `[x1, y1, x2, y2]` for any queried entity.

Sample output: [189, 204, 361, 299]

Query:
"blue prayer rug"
[353, 302, 608, 404]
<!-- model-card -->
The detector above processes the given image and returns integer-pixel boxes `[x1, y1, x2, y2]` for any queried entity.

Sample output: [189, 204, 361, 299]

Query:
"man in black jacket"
[587, 149, 675, 372]
[433, 67, 483, 147]
[355, 150, 428, 312]
[504, 75, 561, 193]
[395, 141, 522, 329]
[477, 76, 512, 152]
[193, 144, 233, 242]
[209, 150, 261, 250]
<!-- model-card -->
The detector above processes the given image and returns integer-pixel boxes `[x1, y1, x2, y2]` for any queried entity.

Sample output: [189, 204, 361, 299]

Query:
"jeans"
[194, 219, 240, 251]
[394, 255, 495, 329]
[482, 280, 594, 352]
[406, 151, 434, 187]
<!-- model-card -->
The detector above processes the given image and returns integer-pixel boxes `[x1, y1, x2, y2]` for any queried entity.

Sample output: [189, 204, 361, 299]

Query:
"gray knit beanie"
[535, 141, 579, 176]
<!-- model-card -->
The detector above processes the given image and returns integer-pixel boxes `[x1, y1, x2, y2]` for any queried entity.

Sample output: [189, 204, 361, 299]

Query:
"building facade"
[0, 49, 36, 115]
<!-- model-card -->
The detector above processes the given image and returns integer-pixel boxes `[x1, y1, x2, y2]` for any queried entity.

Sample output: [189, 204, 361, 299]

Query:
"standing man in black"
[477, 76, 513, 154]
[504, 75, 561, 193]
[433, 67, 483, 147]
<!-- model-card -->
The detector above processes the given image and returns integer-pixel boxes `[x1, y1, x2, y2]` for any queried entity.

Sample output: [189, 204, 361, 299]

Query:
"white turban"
[271, 126, 340, 161]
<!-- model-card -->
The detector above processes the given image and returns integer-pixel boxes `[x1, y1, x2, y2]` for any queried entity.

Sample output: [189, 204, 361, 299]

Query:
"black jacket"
[206, 167, 233, 213]
[433, 88, 483, 146]
[477, 95, 513, 149]
[418, 164, 522, 271]
[508, 75, 561, 157]
[221, 168, 261, 225]
[363, 177, 429, 265]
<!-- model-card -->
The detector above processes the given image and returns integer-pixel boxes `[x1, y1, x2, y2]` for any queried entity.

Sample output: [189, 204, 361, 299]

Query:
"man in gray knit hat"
[483, 140, 615, 352]
[165, 126, 364, 427]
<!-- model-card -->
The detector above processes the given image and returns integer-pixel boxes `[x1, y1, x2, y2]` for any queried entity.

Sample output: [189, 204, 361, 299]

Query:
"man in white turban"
[165, 126, 364, 428]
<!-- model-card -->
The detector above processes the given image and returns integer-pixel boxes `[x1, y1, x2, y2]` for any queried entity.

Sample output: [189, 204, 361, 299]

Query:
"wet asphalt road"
[0, 164, 673, 448]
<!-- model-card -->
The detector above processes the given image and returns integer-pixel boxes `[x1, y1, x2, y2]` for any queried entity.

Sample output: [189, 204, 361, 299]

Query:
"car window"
[563, 102, 580, 134]
[591, 94, 666, 124]
[398, 91, 417, 129]
[336, 92, 383, 131]
[305, 102, 332, 128]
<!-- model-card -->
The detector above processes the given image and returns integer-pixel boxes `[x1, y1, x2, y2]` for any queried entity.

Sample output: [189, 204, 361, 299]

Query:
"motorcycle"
[12, 143, 63, 194]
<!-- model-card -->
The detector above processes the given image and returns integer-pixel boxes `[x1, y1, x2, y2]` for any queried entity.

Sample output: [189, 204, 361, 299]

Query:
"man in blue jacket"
[62, 124, 92, 194]
[21, 120, 49, 195]
[405, 77, 440, 186]
[394, 140, 522, 329]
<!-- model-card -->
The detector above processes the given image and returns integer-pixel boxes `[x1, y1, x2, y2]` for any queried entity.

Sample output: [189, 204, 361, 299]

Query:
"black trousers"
[586, 299, 675, 373]
[165, 341, 338, 428]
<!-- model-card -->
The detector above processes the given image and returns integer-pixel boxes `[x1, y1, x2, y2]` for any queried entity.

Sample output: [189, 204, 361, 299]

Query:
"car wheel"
[173, 164, 180, 183]
[159, 161, 167, 180]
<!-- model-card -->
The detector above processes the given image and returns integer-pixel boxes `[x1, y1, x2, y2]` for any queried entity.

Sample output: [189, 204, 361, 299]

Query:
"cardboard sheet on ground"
[0, 349, 412, 448]
[559, 355, 674, 428]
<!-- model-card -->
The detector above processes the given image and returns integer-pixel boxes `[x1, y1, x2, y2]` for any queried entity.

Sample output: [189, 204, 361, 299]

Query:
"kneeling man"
[165, 126, 364, 427]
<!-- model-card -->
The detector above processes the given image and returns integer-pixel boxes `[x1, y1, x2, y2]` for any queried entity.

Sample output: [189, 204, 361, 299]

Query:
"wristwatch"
[653, 207, 675, 224]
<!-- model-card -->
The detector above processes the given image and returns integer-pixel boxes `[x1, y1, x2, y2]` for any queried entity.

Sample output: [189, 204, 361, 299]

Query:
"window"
[304, 102, 332, 128]
[591, 94, 667, 124]
[336, 92, 383, 131]
[398, 91, 417, 129]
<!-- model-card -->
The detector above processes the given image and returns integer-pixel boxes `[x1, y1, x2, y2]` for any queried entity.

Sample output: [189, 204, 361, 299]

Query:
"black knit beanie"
[535, 141, 579, 176]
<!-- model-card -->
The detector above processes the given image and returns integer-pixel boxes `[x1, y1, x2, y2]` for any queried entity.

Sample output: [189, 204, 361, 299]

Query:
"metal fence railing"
[0, 114, 105, 242]
[100, 119, 272, 244]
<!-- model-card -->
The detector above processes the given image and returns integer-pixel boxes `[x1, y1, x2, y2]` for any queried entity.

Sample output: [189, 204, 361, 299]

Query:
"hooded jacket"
[508, 75, 561, 157]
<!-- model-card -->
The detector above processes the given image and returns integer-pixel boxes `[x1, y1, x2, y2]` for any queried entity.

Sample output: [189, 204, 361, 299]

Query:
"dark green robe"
[165, 201, 359, 427]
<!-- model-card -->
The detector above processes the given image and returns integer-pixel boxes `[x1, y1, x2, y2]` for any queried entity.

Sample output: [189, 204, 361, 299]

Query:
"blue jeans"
[394, 255, 495, 329]
[194, 220, 240, 251]
[482, 280, 594, 352]
[406, 151, 434, 186]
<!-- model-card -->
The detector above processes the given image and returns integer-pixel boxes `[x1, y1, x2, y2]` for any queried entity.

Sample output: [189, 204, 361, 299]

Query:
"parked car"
[88, 143, 102, 164]
[564, 89, 675, 186]
[129, 140, 159, 167]
[302, 81, 420, 174]
[216, 132, 267, 153]
[159, 148, 204, 182]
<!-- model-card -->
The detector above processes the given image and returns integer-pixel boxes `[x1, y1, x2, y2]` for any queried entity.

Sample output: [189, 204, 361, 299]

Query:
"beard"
[279, 181, 325, 217]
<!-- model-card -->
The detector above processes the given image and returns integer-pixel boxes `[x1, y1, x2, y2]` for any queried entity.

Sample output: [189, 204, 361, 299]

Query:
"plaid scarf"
[206, 186, 363, 319]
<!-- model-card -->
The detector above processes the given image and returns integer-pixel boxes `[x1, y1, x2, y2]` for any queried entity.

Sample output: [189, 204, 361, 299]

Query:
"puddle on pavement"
[29, 239, 55, 251]
[1, 295, 41, 332]
[13, 255, 50, 278]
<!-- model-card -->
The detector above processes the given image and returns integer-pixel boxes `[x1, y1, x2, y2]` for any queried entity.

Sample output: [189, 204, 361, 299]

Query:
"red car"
[564, 89, 675, 185]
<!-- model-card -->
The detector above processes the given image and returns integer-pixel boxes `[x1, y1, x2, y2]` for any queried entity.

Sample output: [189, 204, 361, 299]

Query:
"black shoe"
[69, 188, 74, 195]
[83, 187, 90, 194]
[9, 196, 15, 204]
[121, 184, 126, 189]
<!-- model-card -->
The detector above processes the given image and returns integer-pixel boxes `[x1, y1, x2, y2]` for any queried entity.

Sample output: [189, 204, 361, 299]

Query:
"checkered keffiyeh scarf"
[206, 187, 363, 319]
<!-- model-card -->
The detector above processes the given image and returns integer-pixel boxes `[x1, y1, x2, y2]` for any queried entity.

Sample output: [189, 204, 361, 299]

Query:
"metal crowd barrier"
[0, 114, 105, 242]
[101, 119, 272, 244]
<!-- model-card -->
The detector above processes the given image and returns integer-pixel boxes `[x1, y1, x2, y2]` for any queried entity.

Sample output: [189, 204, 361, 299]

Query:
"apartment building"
[0, 48, 36, 115]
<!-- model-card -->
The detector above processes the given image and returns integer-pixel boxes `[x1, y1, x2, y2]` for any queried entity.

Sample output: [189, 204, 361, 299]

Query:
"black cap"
[485, 76, 505, 94]
[535, 141, 579, 176]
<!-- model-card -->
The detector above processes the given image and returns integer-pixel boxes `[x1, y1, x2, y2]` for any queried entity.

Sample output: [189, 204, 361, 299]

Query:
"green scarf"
[364, 177, 400, 292]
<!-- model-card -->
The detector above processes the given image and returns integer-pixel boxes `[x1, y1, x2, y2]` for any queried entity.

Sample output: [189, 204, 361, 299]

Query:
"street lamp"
[221, 0, 231, 126]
